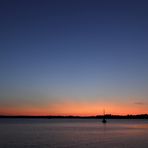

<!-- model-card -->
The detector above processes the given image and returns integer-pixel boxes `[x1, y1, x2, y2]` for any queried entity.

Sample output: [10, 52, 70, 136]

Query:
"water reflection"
[0, 119, 148, 148]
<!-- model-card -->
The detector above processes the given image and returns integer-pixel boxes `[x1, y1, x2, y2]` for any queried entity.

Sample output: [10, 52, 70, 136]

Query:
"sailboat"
[102, 109, 107, 124]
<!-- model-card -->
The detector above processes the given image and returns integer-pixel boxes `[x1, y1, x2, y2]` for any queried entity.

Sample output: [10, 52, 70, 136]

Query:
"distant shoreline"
[0, 114, 148, 119]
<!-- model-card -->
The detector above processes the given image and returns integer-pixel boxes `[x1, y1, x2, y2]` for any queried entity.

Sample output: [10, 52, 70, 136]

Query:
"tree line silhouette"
[0, 114, 148, 119]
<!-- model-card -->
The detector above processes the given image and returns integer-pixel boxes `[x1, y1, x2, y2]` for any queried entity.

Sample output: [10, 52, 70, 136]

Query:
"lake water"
[0, 118, 148, 148]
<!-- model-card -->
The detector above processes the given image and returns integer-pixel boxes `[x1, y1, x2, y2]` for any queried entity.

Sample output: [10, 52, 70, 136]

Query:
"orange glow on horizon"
[0, 101, 147, 116]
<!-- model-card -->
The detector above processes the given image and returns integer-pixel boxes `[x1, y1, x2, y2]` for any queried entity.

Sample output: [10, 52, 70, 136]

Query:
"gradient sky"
[0, 0, 148, 115]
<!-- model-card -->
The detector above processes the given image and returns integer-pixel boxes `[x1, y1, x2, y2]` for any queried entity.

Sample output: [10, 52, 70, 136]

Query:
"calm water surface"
[0, 119, 148, 148]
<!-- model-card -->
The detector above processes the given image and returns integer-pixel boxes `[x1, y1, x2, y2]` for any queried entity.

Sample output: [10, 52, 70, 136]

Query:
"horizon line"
[0, 113, 148, 117]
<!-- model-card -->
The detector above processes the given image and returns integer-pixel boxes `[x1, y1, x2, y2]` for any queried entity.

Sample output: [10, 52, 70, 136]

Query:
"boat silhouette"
[102, 109, 107, 124]
[102, 118, 107, 123]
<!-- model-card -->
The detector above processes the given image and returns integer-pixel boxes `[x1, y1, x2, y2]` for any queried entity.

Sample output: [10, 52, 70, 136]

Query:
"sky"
[0, 0, 148, 116]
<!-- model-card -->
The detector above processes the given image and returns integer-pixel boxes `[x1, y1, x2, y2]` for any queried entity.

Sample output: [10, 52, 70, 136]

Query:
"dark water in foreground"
[0, 119, 148, 148]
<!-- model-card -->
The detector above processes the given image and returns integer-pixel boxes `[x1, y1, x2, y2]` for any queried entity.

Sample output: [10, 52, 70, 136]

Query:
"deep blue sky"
[0, 0, 148, 115]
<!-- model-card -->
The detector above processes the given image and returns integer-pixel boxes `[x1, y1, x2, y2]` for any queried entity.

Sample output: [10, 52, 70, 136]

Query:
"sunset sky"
[0, 0, 148, 116]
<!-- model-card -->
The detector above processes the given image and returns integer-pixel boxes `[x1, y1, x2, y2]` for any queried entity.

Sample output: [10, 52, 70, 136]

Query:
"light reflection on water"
[0, 119, 148, 148]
